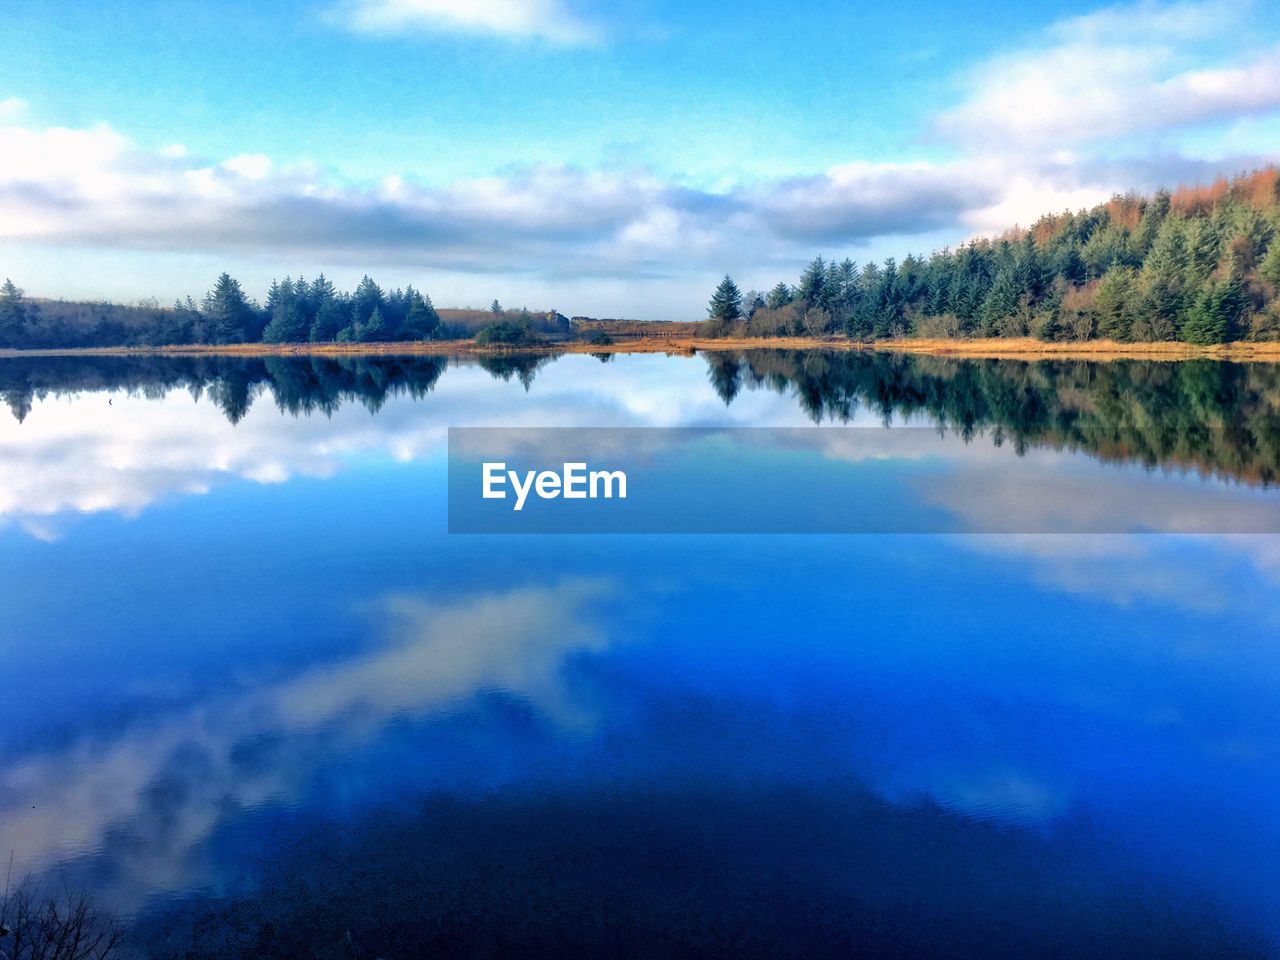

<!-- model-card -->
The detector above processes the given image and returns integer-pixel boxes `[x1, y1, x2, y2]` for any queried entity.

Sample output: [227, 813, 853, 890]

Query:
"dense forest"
[0, 273, 577, 350]
[708, 168, 1280, 345]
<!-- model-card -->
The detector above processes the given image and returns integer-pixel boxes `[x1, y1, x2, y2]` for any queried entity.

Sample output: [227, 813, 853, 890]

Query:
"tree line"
[0, 274, 574, 350]
[707, 167, 1280, 344]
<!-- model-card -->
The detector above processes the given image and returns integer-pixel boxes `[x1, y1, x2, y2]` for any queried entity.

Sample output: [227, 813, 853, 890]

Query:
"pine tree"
[706, 275, 742, 335]
[403, 292, 441, 340]
[1183, 281, 1243, 345]
[307, 275, 344, 342]
[201, 273, 252, 344]
[979, 269, 1020, 337]
[1260, 240, 1280, 287]
[766, 282, 793, 310]
[358, 305, 388, 343]
[1095, 267, 1137, 341]
[351, 275, 384, 328]
[0, 278, 29, 348]
[263, 301, 309, 343]
[796, 257, 826, 305]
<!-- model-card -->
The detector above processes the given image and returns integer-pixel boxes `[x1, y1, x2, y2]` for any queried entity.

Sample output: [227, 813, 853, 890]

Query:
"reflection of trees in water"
[474, 353, 554, 391]
[0, 879, 121, 960]
[4, 351, 1280, 483]
[0, 355, 468, 425]
[710, 350, 1280, 485]
[0, 353, 556, 420]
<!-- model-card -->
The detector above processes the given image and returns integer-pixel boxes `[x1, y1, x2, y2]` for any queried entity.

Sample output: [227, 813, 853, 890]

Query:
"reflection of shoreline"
[7, 334, 1280, 361]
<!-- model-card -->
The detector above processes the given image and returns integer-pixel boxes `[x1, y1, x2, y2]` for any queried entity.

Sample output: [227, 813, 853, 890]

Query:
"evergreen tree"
[1095, 267, 1138, 341]
[358, 305, 388, 342]
[308, 275, 345, 342]
[351, 275, 385, 328]
[766, 282, 793, 310]
[706, 275, 742, 334]
[201, 273, 253, 344]
[1033, 282, 1064, 342]
[403, 292, 441, 340]
[979, 269, 1020, 337]
[263, 300, 309, 343]
[0, 278, 29, 348]
[1260, 240, 1280, 287]
[796, 257, 827, 305]
[1183, 280, 1243, 345]
[490, 299, 503, 314]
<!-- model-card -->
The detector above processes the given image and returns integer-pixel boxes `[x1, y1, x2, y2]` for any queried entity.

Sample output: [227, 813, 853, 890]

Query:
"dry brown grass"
[865, 337, 1280, 361]
[5, 336, 1280, 363]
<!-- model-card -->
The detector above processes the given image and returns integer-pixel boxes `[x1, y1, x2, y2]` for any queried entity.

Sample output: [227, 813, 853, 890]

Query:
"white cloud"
[221, 152, 273, 180]
[337, 0, 601, 44]
[0, 96, 27, 122]
[0, 118, 996, 277]
[1048, 0, 1248, 43]
[936, 1, 1280, 147]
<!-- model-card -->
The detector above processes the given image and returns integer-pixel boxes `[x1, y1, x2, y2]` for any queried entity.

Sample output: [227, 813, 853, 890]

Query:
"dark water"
[1, 350, 1278, 958]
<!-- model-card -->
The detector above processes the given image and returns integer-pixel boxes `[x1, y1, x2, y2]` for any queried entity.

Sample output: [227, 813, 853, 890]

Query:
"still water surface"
[1, 350, 1278, 958]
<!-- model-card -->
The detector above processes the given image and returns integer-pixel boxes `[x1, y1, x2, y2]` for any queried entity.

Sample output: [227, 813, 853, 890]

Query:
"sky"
[1, 0, 1279, 318]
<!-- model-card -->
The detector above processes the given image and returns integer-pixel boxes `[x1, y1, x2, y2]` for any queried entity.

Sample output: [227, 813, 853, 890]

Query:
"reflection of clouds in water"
[0, 356, 817, 537]
[925, 455, 1280, 534]
[962, 534, 1233, 612]
[916, 452, 1280, 611]
[0, 579, 613, 905]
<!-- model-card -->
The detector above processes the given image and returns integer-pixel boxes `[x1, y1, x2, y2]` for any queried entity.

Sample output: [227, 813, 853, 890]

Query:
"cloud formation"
[336, 0, 601, 44]
[1, 0, 1278, 305]
[0, 120, 992, 275]
[936, 1, 1280, 147]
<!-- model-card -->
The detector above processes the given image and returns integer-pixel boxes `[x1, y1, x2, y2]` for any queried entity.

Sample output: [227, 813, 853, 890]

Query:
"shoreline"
[3, 336, 1280, 362]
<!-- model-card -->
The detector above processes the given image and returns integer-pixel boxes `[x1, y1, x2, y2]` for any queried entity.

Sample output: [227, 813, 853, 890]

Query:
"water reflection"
[5, 350, 1280, 485]
[1, 350, 1278, 957]
[0, 581, 614, 908]
[706, 350, 1280, 485]
[138, 764, 1267, 960]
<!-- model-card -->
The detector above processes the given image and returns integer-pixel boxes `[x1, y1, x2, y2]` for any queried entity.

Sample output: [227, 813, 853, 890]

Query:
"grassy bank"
[4, 336, 1280, 362]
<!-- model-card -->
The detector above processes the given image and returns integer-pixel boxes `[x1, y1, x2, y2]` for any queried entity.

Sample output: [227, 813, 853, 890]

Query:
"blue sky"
[2, 0, 1279, 317]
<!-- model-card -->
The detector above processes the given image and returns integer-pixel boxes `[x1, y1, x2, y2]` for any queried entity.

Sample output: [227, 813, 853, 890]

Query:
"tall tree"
[351, 275, 385, 328]
[766, 282, 793, 310]
[706, 275, 743, 334]
[403, 291, 441, 340]
[796, 257, 827, 305]
[0, 278, 29, 348]
[1183, 280, 1243, 345]
[1260, 239, 1280, 287]
[201, 273, 253, 344]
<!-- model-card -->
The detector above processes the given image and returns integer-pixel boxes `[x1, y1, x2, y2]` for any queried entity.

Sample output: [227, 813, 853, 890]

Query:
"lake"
[1, 350, 1278, 958]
